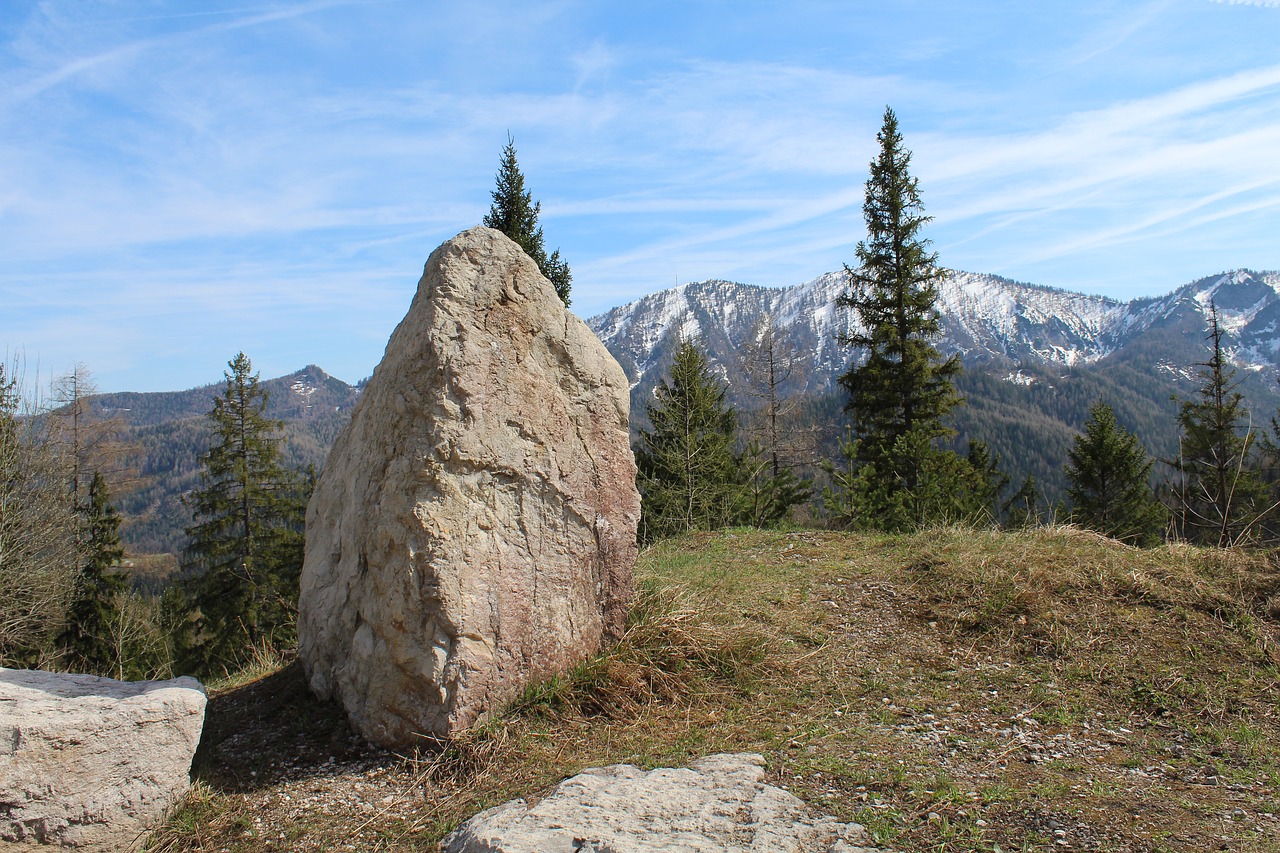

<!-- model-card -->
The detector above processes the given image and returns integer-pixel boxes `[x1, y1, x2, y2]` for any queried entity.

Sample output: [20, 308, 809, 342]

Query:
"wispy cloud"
[3, 1, 351, 106]
[3, 0, 1279, 390]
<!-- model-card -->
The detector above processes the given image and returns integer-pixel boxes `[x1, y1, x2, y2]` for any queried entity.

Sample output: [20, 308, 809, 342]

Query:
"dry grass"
[149, 527, 1280, 852]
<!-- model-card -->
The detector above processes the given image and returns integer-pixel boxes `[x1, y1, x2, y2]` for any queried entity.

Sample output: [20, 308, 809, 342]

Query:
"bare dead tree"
[0, 358, 79, 665]
[49, 364, 134, 510]
[738, 313, 818, 475]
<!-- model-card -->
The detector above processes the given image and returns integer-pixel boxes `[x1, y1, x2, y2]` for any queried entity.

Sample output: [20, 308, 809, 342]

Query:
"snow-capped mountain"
[587, 268, 1280, 395]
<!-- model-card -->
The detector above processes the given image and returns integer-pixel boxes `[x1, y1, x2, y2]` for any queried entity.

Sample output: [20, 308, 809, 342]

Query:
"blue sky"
[3, 0, 1279, 393]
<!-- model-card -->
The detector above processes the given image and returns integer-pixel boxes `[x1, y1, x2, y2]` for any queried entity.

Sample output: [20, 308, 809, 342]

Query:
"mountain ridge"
[94, 267, 1280, 554]
[586, 267, 1280, 393]
[585, 266, 1280, 521]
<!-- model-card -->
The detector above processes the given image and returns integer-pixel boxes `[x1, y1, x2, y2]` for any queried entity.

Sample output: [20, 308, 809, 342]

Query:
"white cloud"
[3, 0, 1280, 389]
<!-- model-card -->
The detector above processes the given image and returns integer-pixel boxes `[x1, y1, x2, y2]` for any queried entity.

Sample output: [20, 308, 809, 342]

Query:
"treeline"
[633, 107, 1280, 549]
[0, 353, 309, 681]
[1, 361, 171, 677]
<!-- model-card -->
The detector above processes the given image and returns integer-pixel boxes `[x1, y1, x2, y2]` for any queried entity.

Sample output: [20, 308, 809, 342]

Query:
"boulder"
[298, 227, 640, 748]
[0, 668, 206, 850]
[442, 752, 887, 853]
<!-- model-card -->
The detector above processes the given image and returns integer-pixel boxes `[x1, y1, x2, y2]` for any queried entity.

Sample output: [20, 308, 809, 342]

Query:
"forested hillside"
[81, 269, 1280, 556]
[593, 269, 1280, 515]
[95, 366, 360, 554]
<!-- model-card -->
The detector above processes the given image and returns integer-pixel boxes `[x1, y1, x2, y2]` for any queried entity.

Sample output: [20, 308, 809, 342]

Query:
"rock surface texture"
[298, 227, 640, 748]
[442, 752, 887, 853]
[0, 668, 206, 850]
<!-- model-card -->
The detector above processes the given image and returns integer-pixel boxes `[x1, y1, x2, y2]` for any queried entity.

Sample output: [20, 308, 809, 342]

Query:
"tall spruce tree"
[1171, 305, 1268, 546]
[635, 340, 743, 540]
[1065, 400, 1166, 545]
[174, 352, 306, 675]
[483, 135, 573, 306]
[58, 471, 128, 674]
[834, 107, 965, 530]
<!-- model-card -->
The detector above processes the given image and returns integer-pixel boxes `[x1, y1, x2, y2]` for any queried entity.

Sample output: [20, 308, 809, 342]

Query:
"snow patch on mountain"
[587, 268, 1280, 394]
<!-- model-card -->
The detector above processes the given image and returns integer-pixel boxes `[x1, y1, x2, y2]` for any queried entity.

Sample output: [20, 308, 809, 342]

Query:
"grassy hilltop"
[154, 527, 1279, 852]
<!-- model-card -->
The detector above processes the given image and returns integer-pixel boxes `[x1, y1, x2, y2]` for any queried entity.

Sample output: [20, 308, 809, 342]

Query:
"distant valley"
[98, 268, 1280, 555]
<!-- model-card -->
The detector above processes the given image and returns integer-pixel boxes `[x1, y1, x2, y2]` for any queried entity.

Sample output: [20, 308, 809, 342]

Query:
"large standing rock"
[0, 668, 206, 850]
[298, 227, 639, 748]
[442, 753, 888, 853]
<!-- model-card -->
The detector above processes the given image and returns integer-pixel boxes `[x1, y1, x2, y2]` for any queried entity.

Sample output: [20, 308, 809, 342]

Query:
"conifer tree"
[1003, 474, 1042, 529]
[834, 107, 965, 530]
[1171, 305, 1269, 546]
[58, 471, 128, 674]
[174, 352, 306, 675]
[1065, 400, 1166, 545]
[635, 340, 743, 540]
[483, 135, 572, 306]
[964, 440, 1011, 524]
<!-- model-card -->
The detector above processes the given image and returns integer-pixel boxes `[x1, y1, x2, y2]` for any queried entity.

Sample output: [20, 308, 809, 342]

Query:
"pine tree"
[1003, 474, 1042, 529]
[964, 440, 1011, 524]
[175, 352, 306, 675]
[635, 340, 743, 540]
[58, 471, 128, 674]
[740, 442, 811, 529]
[834, 106, 964, 530]
[1171, 305, 1269, 546]
[1065, 400, 1166, 545]
[483, 135, 572, 306]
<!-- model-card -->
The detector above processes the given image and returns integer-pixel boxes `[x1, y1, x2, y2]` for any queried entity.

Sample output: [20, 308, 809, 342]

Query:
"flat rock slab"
[0, 668, 206, 850]
[443, 752, 888, 853]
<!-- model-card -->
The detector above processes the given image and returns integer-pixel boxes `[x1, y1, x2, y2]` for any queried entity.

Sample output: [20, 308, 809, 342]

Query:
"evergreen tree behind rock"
[965, 440, 1011, 525]
[58, 471, 129, 675]
[832, 107, 976, 531]
[483, 135, 572, 306]
[635, 340, 744, 540]
[1065, 401, 1166, 546]
[172, 352, 307, 676]
[1170, 305, 1270, 546]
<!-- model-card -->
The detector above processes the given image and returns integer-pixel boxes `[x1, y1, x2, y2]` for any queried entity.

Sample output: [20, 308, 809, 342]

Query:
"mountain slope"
[96, 366, 361, 554]
[589, 268, 1280, 389]
[588, 268, 1280, 511]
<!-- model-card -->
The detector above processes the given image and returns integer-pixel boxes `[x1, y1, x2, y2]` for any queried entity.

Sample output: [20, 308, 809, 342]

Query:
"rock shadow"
[191, 660, 405, 794]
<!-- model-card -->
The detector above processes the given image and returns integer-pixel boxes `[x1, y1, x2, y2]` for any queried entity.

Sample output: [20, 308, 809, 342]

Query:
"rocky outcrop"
[298, 227, 640, 749]
[442, 752, 887, 853]
[0, 668, 206, 850]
